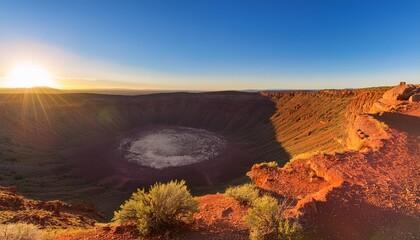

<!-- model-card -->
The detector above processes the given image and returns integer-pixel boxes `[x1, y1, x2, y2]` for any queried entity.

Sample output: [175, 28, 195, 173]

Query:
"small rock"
[221, 207, 233, 217]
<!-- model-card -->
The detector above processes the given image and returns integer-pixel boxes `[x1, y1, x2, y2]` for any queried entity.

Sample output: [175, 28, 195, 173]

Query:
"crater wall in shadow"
[0, 92, 288, 217]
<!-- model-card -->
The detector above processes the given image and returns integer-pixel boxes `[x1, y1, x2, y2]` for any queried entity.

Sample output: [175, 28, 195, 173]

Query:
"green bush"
[245, 196, 303, 240]
[278, 218, 304, 240]
[113, 180, 199, 236]
[225, 183, 260, 206]
[246, 195, 282, 239]
[0, 223, 42, 240]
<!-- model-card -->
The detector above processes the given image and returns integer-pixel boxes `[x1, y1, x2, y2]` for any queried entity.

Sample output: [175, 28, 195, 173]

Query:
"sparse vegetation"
[245, 196, 302, 240]
[225, 183, 260, 205]
[278, 218, 304, 240]
[113, 180, 198, 236]
[254, 161, 279, 169]
[42, 227, 95, 240]
[246, 195, 282, 239]
[0, 223, 43, 240]
[375, 120, 389, 131]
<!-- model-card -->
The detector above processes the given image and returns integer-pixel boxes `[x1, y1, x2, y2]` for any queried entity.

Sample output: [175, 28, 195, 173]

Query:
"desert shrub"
[278, 218, 304, 240]
[113, 180, 198, 236]
[0, 223, 42, 240]
[246, 195, 283, 239]
[225, 183, 260, 205]
[246, 196, 302, 240]
[254, 161, 279, 169]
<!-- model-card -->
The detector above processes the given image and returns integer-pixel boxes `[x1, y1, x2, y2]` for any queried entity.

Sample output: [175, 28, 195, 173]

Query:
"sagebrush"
[278, 218, 304, 240]
[245, 195, 303, 239]
[246, 195, 283, 239]
[0, 223, 42, 240]
[225, 183, 260, 206]
[113, 180, 198, 236]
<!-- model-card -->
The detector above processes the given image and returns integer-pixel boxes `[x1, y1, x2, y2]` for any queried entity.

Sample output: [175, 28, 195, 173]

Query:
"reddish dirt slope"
[56, 194, 248, 240]
[0, 186, 102, 229]
[263, 88, 387, 156]
[248, 101, 420, 239]
[54, 224, 138, 240]
[180, 194, 249, 239]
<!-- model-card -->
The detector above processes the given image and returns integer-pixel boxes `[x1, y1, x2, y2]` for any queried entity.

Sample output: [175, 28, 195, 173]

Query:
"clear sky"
[0, 0, 419, 90]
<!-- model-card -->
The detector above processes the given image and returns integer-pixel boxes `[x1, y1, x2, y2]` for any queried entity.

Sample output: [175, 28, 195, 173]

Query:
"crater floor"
[120, 127, 227, 169]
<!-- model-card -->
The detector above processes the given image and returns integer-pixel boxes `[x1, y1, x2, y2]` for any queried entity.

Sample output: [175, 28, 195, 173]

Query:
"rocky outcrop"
[248, 83, 420, 239]
[346, 83, 419, 150]
[370, 82, 420, 113]
[339, 88, 388, 150]
[346, 114, 390, 150]
[382, 82, 418, 101]
[0, 186, 102, 228]
[345, 90, 386, 122]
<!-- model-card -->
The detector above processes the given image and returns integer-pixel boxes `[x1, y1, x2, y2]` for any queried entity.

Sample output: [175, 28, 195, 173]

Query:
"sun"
[4, 63, 57, 88]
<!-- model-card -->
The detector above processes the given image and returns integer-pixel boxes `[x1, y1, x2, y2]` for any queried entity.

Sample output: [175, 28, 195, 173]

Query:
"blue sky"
[0, 0, 419, 90]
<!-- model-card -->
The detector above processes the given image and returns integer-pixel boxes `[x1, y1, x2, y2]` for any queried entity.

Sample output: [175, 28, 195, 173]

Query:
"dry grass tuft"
[0, 223, 43, 240]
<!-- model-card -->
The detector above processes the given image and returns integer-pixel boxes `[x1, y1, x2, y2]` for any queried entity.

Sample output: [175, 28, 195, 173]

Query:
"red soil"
[181, 194, 249, 239]
[248, 102, 420, 239]
[55, 194, 249, 240]
[55, 224, 138, 240]
[0, 186, 102, 229]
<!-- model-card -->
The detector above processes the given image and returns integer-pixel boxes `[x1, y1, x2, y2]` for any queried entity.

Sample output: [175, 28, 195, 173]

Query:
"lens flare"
[4, 63, 57, 88]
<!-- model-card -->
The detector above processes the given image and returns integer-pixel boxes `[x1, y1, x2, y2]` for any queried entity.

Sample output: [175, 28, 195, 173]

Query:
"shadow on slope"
[373, 112, 420, 136]
[307, 183, 419, 240]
